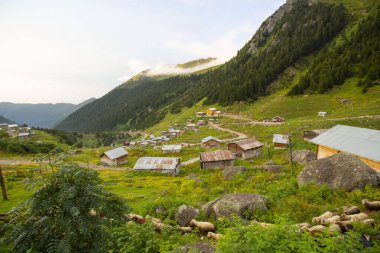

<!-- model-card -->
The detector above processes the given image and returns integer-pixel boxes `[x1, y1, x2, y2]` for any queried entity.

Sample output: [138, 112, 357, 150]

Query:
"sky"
[0, 0, 285, 104]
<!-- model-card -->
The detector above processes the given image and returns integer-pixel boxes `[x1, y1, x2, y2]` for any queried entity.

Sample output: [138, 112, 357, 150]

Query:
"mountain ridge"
[56, 0, 379, 133]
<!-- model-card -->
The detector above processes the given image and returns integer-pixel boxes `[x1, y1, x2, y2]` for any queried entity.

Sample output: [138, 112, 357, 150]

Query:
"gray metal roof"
[162, 145, 182, 151]
[133, 157, 180, 171]
[200, 150, 235, 162]
[101, 147, 128, 160]
[202, 136, 221, 144]
[229, 138, 263, 150]
[311, 125, 380, 162]
[273, 134, 289, 144]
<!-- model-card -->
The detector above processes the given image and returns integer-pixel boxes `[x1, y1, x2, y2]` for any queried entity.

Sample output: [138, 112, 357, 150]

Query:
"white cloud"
[126, 59, 151, 73]
[167, 22, 257, 63]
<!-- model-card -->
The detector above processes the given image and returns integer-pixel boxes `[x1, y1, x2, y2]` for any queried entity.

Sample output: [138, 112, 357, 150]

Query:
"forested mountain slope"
[0, 98, 95, 128]
[56, 0, 380, 133]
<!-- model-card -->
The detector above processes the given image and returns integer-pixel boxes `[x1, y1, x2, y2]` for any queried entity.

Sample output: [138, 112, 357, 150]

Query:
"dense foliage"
[0, 138, 56, 154]
[56, 0, 378, 134]
[3, 165, 129, 252]
[289, 7, 380, 95]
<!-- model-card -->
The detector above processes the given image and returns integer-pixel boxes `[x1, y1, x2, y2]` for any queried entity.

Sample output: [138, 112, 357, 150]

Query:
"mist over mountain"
[56, 0, 379, 133]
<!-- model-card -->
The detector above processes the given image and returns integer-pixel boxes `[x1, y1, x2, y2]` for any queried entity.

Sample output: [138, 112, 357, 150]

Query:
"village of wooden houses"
[1, 101, 380, 252]
[1, 0, 380, 251]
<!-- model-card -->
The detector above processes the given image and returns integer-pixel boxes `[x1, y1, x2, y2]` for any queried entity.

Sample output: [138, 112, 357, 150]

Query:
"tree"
[5, 165, 130, 253]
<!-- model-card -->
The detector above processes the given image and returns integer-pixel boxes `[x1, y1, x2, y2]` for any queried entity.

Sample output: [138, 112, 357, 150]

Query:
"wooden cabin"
[162, 144, 182, 154]
[272, 116, 285, 123]
[228, 138, 263, 160]
[202, 136, 221, 148]
[303, 129, 327, 142]
[311, 125, 380, 172]
[273, 134, 289, 148]
[196, 112, 206, 117]
[200, 150, 235, 169]
[133, 157, 181, 175]
[100, 147, 128, 166]
[207, 108, 217, 116]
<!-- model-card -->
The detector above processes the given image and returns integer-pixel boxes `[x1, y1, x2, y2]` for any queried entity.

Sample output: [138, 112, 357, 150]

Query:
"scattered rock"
[202, 193, 268, 219]
[297, 154, 378, 191]
[174, 242, 215, 253]
[187, 173, 197, 179]
[223, 166, 247, 180]
[23, 178, 32, 184]
[255, 162, 284, 173]
[292, 149, 317, 164]
[175, 205, 200, 227]
[155, 206, 166, 215]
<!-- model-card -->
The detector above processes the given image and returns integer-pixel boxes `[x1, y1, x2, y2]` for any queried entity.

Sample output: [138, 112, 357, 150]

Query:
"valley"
[1, 0, 380, 252]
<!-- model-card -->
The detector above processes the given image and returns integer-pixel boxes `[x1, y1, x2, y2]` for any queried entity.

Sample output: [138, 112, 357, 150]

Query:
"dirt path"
[223, 113, 284, 126]
[209, 123, 248, 142]
[182, 157, 199, 166]
[0, 159, 129, 171]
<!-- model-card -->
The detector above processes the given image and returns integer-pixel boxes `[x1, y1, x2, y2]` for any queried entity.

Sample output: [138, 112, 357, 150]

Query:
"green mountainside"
[56, 0, 380, 133]
[0, 116, 15, 124]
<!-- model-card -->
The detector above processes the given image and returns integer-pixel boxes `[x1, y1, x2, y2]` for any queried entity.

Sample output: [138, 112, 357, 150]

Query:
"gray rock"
[297, 154, 378, 191]
[223, 166, 247, 180]
[261, 164, 284, 173]
[174, 242, 215, 253]
[292, 149, 317, 164]
[175, 205, 199, 227]
[202, 193, 268, 219]
[155, 206, 166, 214]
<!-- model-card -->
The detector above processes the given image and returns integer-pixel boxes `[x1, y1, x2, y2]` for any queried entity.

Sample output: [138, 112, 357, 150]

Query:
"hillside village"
[1, 0, 380, 252]
[1, 105, 380, 252]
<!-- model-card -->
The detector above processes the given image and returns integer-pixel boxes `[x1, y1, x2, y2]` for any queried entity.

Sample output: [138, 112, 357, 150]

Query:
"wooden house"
[207, 108, 217, 116]
[318, 112, 328, 117]
[133, 157, 181, 175]
[162, 144, 182, 154]
[18, 132, 31, 140]
[202, 136, 221, 148]
[186, 123, 197, 130]
[273, 134, 289, 148]
[310, 125, 380, 171]
[0, 123, 8, 130]
[200, 150, 235, 169]
[228, 138, 263, 160]
[272, 116, 285, 123]
[303, 129, 327, 141]
[100, 147, 128, 166]
[196, 112, 206, 117]
[214, 110, 223, 117]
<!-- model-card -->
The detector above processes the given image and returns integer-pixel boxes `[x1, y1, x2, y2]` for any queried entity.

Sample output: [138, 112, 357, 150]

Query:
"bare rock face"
[292, 149, 317, 164]
[223, 166, 247, 180]
[175, 205, 199, 227]
[297, 154, 378, 191]
[202, 193, 268, 219]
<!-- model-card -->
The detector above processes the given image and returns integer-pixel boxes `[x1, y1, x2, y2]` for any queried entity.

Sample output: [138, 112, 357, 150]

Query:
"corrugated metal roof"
[162, 145, 182, 151]
[273, 134, 289, 144]
[230, 138, 263, 150]
[311, 125, 380, 162]
[101, 147, 128, 160]
[200, 150, 235, 162]
[133, 157, 180, 171]
[202, 136, 221, 144]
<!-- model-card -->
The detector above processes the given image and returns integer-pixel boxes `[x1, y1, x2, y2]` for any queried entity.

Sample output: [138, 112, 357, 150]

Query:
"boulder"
[175, 242, 215, 253]
[202, 193, 268, 219]
[292, 149, 317, 164]
[175, 205, 199, 227]
[254, 161, 284, 173]
[223, 166, 247, 180]
[297, 154, 378, 191]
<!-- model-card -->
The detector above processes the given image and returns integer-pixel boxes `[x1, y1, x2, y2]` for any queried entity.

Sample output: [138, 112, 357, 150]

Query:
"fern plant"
[4, 165, 130, 253]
